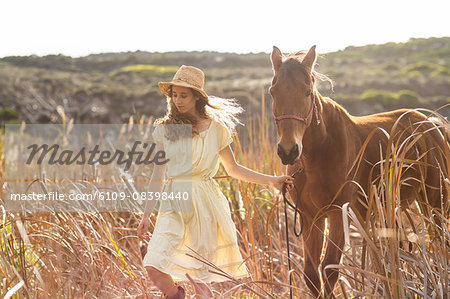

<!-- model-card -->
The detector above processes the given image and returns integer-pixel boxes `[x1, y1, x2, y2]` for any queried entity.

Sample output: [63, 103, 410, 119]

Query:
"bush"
[397, 90, 421, 107]
[381, 62, 400, 71]
[397, 89, 420, 101]
[430, 65, 450, 77]
[362, 89, 398, 107]
[402, 61, 438, 76]
[0, 107, 18, 121]
[109, 64, 178, 76]
[361, 89, 423, 109]
[403, 70, 423, 78]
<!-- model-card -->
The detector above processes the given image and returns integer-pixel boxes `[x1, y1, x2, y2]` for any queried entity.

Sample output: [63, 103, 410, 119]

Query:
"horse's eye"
[305, 90, 311, 97]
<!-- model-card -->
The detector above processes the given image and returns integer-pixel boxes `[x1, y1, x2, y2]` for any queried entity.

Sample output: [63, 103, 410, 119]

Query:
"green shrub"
[397, 90, 421, 106]
[403, 70, 423, 78]
[362, 89, 398, 106]
[361, 89, 423, 108]
[0, 107, 18, 121]
[430, 65, 450, 77]
[397, 90, 419, 101]
[402, 62, 438, 76]
[109, 64, 178, 76]
[90, 70, 102, 77]
[381, 62, 400, 71]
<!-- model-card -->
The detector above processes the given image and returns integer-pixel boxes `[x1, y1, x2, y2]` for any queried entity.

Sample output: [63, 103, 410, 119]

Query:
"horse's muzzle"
[277, 143, 301, 165]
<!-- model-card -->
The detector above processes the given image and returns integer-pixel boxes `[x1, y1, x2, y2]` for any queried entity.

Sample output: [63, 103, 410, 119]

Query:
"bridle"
[273, 90, 321, 299]
[274, 92, 321, 126]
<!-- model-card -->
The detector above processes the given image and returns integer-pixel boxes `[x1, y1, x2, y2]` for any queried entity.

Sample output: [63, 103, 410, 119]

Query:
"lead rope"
[282, 163, 304, 299]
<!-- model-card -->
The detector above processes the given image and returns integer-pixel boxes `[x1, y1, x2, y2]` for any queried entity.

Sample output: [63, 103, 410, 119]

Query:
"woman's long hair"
[154, 86, 243, 141]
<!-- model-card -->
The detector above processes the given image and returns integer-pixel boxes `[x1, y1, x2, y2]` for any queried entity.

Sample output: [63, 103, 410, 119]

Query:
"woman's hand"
[137, 217, 152, 241]
[270, 175, 295, 193]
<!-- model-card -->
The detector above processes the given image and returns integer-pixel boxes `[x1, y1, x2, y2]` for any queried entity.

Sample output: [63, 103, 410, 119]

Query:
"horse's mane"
[283, 51, 334, 92]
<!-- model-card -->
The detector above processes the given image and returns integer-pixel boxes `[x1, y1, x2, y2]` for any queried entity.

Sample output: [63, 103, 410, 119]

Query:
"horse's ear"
[271, 46, 283, 73]
[302, 45, 317, 71]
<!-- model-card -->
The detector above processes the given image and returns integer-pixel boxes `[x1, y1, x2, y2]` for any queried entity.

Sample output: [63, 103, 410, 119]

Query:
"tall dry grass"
[336, 110, 450, 298]
[1, 101, 449, 298]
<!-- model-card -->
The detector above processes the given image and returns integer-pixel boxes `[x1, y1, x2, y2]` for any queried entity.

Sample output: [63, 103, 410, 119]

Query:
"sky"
[0, 0, 448, 58]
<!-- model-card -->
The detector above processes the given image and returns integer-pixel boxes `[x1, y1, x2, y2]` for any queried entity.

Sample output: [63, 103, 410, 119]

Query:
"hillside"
[0, 37, 448, 126]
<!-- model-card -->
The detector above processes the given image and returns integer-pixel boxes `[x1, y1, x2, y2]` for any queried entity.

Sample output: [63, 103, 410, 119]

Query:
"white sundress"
[143, 118, 250, 283]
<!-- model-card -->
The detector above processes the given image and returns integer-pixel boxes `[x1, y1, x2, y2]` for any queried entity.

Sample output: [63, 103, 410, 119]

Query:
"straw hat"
[158, 65, 208, 99]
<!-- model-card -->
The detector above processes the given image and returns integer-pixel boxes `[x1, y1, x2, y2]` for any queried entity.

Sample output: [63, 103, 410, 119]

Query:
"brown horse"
[269, 45, 449, 298]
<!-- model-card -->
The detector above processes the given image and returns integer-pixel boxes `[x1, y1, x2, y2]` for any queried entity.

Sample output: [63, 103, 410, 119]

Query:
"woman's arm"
[219, 145, 294, 191]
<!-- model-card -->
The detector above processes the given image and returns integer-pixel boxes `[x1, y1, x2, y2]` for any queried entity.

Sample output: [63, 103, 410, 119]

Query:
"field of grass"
[0, 102, 449, 298]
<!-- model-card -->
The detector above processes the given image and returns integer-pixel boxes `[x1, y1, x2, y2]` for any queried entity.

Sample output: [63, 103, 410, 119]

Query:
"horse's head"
[269, 45, 319, 165]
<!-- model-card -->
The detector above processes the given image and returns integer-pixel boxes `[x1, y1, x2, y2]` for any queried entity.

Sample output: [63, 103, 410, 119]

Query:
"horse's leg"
[302, 215, 325, 298]
[321, 209, 345, 298]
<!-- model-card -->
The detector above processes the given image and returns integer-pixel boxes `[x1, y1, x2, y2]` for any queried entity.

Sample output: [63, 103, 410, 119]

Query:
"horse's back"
[351, 108, 446, 154]
[352, 108, 428, 131]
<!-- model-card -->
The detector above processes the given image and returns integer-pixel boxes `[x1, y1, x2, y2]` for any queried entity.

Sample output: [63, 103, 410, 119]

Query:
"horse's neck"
[302, 93, 352, 158]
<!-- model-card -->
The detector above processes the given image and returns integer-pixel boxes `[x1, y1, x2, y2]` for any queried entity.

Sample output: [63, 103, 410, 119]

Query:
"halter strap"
[274, 94, 321, 126]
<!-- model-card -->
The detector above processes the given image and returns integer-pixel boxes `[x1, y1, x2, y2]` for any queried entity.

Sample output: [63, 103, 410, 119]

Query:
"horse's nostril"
[292, 144, 299, 156]
[277, 144, 284, 156]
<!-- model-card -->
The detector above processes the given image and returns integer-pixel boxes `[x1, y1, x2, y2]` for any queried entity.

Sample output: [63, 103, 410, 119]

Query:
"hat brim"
[158, 81, 208, 99]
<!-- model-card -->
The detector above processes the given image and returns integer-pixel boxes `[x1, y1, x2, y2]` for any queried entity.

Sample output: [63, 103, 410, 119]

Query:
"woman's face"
[171, 85, 199, 115]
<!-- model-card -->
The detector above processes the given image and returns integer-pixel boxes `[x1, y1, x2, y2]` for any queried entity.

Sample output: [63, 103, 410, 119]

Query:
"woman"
[137, 65, 294, 298]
